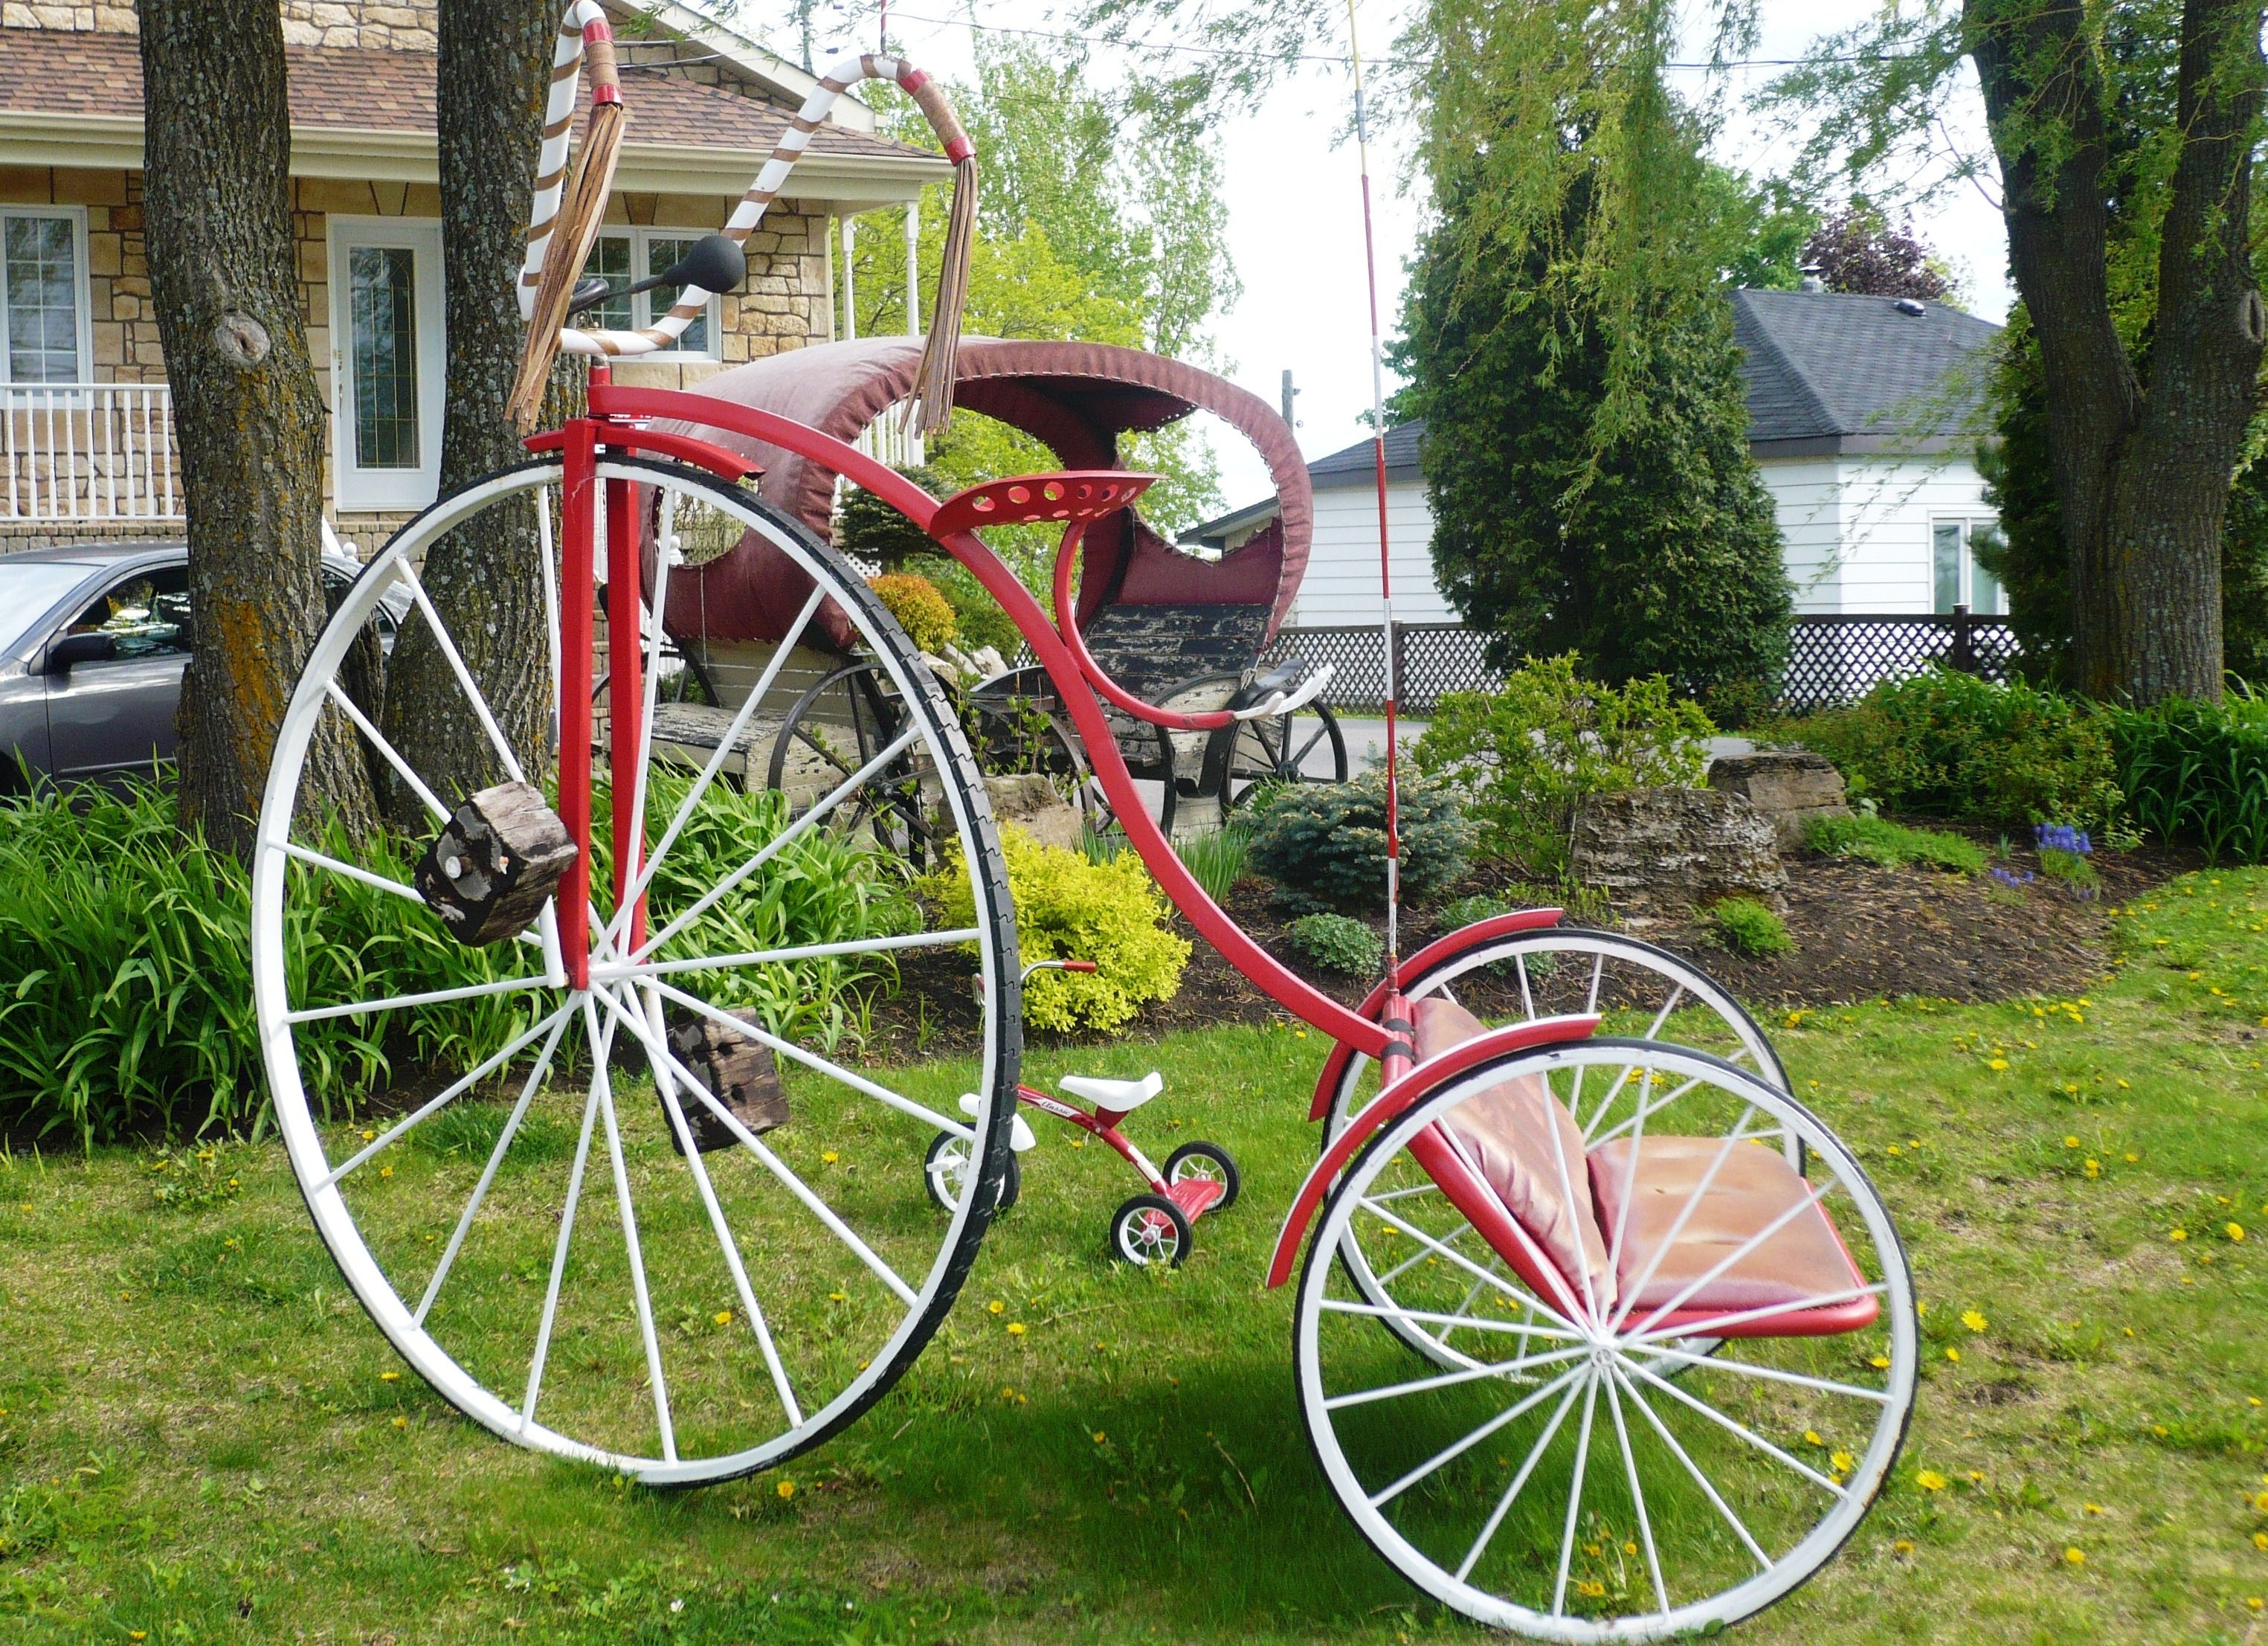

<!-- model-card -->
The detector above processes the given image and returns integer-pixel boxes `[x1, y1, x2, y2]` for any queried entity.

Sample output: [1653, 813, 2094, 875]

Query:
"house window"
[581, 230, 721, 358]
[328, 218, 444, 511]
[0, 208, 90, 385]
[1931, 518, 2006, 615]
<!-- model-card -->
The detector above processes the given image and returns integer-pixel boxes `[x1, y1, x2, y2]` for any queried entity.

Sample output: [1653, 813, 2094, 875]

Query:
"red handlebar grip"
[1062, 959, 1098, 973]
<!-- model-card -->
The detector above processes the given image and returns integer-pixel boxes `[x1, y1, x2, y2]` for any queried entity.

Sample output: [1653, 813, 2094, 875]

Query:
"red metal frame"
[1011, 1082, 1225, 1223]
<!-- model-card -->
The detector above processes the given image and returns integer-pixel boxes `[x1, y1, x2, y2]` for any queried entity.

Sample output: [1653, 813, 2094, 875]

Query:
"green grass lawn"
[4, 870, 2268, 1643]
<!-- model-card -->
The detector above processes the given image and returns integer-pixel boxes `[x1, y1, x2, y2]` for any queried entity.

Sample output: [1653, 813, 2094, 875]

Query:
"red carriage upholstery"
[645, 337, 1312, 651]
[1406, 998, 1875, 1334]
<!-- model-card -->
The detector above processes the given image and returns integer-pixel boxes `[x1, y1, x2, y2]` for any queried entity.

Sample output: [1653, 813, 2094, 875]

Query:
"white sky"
[818, 2, 2011, 511]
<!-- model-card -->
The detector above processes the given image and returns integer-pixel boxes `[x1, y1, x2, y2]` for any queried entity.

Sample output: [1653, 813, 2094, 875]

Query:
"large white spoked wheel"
[1323, 927, 1792, 1369]
[1296, 1038, 1916, 1641]
[251, 456, 1019, 1486]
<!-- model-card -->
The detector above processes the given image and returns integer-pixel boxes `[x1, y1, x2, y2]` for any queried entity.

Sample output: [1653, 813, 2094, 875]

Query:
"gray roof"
[1732, 288, 2000, 456]
[1181, 290, 2000, 541]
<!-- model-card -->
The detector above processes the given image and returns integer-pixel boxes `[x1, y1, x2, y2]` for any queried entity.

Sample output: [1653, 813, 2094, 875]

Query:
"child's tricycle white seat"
[1059, 1071, 1163, 1113]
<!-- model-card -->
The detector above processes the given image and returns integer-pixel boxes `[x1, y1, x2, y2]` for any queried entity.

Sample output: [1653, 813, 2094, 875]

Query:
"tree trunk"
[379, 0, 561, 820]
[141, 0, 373, 853]
[1968, 0, 2266, 705]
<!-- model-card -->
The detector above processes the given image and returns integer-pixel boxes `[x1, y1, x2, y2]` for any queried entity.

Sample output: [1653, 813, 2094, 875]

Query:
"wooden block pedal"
[413, 780, 578, 946]
[666, 1010, 790, 1153]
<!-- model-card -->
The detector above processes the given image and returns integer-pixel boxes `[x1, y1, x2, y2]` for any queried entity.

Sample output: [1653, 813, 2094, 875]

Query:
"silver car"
[0, 541, 403, 791]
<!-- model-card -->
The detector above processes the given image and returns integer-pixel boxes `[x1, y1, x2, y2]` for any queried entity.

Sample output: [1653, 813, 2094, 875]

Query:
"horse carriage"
[245, 14, 1916, 1639]
[613, 334, 1345, 851]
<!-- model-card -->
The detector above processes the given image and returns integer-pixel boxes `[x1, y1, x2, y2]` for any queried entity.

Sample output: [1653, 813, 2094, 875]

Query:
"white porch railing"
[1, 382, 181, 523]
[854, 401, 925, 472]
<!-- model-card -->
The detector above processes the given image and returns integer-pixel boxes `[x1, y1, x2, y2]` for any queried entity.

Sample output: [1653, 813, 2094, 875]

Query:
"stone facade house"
[0, 0, 947, 551]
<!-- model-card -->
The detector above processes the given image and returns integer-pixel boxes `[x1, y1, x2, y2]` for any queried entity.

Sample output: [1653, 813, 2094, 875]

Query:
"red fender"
[1307, 909, 1568, 1122]
[1266, 1012, 1599, 1288]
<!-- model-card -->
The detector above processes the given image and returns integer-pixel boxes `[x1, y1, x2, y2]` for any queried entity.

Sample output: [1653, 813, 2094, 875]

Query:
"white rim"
[1297, 1041, 1915, 1640]
[251, 458, 1017, 1485]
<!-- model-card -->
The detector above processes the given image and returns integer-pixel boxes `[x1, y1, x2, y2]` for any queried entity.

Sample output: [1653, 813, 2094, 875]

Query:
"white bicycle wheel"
[251, 456, 1019, 1486]
[1295, 1038, 1916, 1641]
[1324, 928, 1792, 1369]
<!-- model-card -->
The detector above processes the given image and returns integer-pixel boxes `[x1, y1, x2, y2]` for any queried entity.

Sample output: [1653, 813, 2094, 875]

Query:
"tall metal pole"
[1347, 0, 1401, 974]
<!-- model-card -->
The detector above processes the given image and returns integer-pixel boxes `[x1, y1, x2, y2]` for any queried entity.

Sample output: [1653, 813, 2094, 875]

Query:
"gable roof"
[1731, 288, 2000, 456]
[0, 28, 946, 202]
[1307, 421, 1425, 486]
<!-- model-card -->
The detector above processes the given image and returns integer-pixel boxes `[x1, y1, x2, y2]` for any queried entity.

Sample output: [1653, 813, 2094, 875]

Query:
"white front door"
[329, 217, 444, 512]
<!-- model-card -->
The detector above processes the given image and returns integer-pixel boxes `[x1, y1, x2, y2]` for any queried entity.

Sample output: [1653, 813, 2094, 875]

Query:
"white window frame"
[0, 205, 93, 387]
[1930, 515, 2007, 617]
[327, 216, 445, 512]
[587, 228, 724, 361]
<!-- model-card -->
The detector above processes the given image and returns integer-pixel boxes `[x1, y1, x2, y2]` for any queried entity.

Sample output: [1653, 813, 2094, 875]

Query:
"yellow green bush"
[868, 571, 958, 655]
[927, 825, 1190, 1032]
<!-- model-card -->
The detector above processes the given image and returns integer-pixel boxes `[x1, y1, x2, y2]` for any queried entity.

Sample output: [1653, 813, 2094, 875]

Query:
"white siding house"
[1191, 289, 2006, 631]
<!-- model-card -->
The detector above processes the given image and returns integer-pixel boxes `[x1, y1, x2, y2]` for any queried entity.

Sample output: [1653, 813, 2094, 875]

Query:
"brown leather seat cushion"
[1413, 997, 1617, 1309]
[1588, 1135, 1860, 1318]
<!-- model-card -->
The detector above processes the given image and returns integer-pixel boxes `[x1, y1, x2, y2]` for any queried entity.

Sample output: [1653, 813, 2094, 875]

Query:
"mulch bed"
[861, 822, 2203, 1058]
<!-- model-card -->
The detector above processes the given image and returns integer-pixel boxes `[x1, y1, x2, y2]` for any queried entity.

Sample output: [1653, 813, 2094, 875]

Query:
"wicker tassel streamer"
[906, 154, 976, 438]
[509, 35, 624, 431]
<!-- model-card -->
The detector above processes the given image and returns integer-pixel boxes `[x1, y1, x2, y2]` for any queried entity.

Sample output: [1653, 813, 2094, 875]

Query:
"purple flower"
[2034, 823, 2093, 856]
[1991, 866, 2035, 888]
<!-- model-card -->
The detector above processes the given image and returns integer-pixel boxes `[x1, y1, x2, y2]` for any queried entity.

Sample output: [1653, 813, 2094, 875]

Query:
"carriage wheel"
[1215, 698, 1348, 811]
[1296, 1040, 1915, 1640]
[251, 456, 1019, 1487]
[966, 669, 1176, 849]
[766, 662, 941, 867]
[1321, 927, 1791, 1372]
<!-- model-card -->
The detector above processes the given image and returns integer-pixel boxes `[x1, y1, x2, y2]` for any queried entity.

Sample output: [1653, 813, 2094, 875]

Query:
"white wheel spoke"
[1356, 1195, 1584, 1337]
[1620, 1357, 1848, 1496]
[1324, 1346, 1587, 1411]
[1605, 1108, 1762, 1334]
[1550, 1372, 1601, 1616]
[521, 1034, 606, 1431]
[1434, 1272, 1493, 1345]
[1602, 1061, 1651, 1284]
[1576, 1058, 1646, 1139]
[317, 1003, 576, 1189]
[1318, 1298, 1585, 1342]
[1610, 1363, 1774, 1575]
[1372, 1218, 1471, 1287]
[599, 991, 918, 1308]
[1642, 984, 1686, 1041]
[1631, 1341, 1892, 1404]
[618, 489, 680, 919]
[398, 560, 528, 785]
[1539, 1072, 1602, 1324]
[635, 723, 920, 960]
[1620, 1176, 1837, 1340]
[1455, 1371, 1585, 1584]
[278, 839, 424, 906]
[1585, 954, 1604, 1015]
[634, 983, 804, 1426]
[1605, 1366, 1669, 1615]
[653, 978, 967, 1137]
[1584, 1073, 1706, 1148]
[584, 995, 678, 1464]
[286, 972, 555, 1027]
[1369, 1363, 1588, 1508]
[1514, 952, 1536, 1019]
[1628, 1282, 1889, 1345]
[414, 1009, 574, 1325]
[593, 926, 982, 986]
[323, 681, 448, 822]
[1366, 1182, 1448, 1206]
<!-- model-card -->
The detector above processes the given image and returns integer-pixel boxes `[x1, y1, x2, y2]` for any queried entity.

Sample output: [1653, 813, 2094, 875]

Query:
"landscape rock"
[985, 772, 1083, 852]
[1707, 750, 1852, 849]
[1572, 787, 1786, 912]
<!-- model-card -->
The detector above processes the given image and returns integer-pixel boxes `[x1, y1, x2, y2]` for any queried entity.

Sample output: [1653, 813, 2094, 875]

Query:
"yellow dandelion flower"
[821, 1151, 839, 1165]
[379, 1371, 400, 1382]
[2085, 1159, 2101, 1177]
[2253, 1490, 2268, 1513]
[1871, 1354, 1892, 1369]
[2127, 1151, 2139, 1162]
[378, 1165, 393, 1180]
[1888, 1144, 1902, 1156]
[1832, 1450, 1856, 1473]
[988, 1299, 1005, 1314]
[392, 1416, 407, 1430]
[777, 1479, 795, 1500]
[1093, 1431, 1107, 1444]
[1967, 1470, 1986, 1483]
[1894, 1540, 1915, 1555]
[713, 1310, 732, 1326]
[2256, 1532, 2268, 1552]
[2171, 1228, 2190, 1242]
[1962, 1310, 1988, 1332]
[2249, 1597, 2265, 1613]
[2153, 1424, 2170, 1437]
[1916, 1470, 1948, 1491]
[1989, 1058, 2010, 1071]
[1946, 1347, 1961, 1363]
[1007, 1322, 1026, 1336]
[2064, 1135, 2080, 1148]
[828, 1290, 845, 1302]
[1805, 1429, 1825, 1447]
[1623, 1540, 1638, 1556]
[2084, 1502, 2104, 1515]
[2229, 1223, 2247, 1242]
[2250, 1397, 2264, 1407]
[2064, 1547, 2085, 1566]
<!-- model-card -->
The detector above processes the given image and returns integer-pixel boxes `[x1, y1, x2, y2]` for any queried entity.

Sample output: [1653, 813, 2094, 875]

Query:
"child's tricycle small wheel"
[1110, 1194, 1191, 1267]
[925, 1129, 1020, 1213]
[1164, 1141, 1240, 1210]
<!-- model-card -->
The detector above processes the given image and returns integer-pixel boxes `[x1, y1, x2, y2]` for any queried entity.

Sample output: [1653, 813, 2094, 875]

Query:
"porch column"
[904, 201, 920, 337]
[841, 213, 858, 341]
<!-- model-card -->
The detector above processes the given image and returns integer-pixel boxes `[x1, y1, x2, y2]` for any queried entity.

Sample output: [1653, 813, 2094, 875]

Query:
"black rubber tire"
[1162, 1140, 1240, 1211]
[1109, 1192, 1192, 1267]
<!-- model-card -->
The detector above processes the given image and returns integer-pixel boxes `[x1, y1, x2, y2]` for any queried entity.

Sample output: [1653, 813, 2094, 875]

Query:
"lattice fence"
[1257, 624, 1503, 713]
[1780, 612, 2020, 712]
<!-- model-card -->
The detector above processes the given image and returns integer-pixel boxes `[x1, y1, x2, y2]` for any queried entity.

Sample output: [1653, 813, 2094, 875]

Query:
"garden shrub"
[1173, 824, 1251, 904]
[1707, 898, 1794, 958]
[1414, 655, 1715, 875]
[1779, 669, 2123, 832]
[1804, 814, 1986, 875]
[2110, 684, 2268, 862]
[867, 571, 957, 655]
[1436, 892, 1518, 930]
[1246, 771, 1475, 915]
[835, 466, 947, 568]
[1287, 913, 1384, 977]
[0, 778, 914, 1147]
[928, 825, 1190, 1032]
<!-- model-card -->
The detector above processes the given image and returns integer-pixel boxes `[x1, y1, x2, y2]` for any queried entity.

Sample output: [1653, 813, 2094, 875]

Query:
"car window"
[0, 562, 101, 655]
[67, 565, 192, 659]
